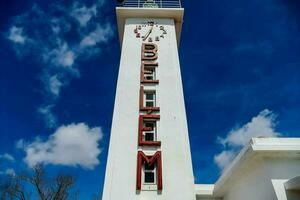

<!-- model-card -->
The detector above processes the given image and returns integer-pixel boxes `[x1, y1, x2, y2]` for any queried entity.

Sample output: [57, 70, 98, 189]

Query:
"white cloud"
[47, 42, 75, 68]
[7, 1, 113, 70]
[214, 150, 235, 170]
[38, 105, 57, 128]
[0, 168, 16, 176]
[214, 109, 280, 171]
[7, 0, 114, 128]
[5, 168, 16, 176]
[50, 18, 71, 34]
[218, 109, 279, 147]
[49, 75, 63, 96]
[21, 123, 103, 169]
[71, 4, 97, 27]
[0, 153, 15, 162]
[97, 0, 106, 7]
[16, 139, 26, 149]
[8, 26, 26, 44]
[80, 24, 113, 48]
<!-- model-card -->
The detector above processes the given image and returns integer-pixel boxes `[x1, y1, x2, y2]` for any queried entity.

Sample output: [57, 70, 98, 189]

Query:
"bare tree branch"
[0, 165, 77, 200]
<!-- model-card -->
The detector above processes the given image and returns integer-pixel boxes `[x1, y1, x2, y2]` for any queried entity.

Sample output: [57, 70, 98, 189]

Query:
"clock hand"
[143, 26, 154, 41]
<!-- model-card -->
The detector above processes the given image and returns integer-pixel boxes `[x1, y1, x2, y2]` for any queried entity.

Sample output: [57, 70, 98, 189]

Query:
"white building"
[196, 138, 300, 200]
[102, 1, 300, 200]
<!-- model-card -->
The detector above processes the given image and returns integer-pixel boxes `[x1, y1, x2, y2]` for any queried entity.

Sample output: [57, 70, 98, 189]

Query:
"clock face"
[134, 21, 167, 42]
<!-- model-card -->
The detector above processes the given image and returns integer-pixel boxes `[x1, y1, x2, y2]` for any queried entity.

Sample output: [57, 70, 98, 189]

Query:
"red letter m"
[136, 151, 163, 191]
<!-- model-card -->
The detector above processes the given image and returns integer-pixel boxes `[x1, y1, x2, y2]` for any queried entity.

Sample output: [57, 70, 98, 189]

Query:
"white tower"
[102, 0, 195, 199]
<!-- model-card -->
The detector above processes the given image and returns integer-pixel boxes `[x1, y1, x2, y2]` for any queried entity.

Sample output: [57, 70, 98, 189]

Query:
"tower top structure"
[116, 0, 184, 46]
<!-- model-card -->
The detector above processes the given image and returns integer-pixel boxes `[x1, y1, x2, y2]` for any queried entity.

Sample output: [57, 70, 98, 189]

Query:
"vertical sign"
[136, 43, 163, 191]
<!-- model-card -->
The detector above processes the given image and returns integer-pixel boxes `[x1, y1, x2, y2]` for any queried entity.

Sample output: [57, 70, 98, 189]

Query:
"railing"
[118, 0, 182, 8]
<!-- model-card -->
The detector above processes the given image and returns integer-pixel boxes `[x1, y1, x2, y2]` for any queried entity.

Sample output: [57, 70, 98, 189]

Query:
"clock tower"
[102, 1, 196, 199]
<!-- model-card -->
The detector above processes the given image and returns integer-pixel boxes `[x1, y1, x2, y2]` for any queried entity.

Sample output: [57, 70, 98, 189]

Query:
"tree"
[0, 175, 28, 200]
[117, 0, 126, 4]
[0, 165, 76, 200]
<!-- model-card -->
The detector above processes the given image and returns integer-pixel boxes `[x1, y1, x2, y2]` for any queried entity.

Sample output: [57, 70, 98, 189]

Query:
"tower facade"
[102, 1, 195, 199]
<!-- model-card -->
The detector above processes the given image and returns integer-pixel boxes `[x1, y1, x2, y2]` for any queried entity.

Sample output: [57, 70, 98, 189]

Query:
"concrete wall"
[102, 18, 195, 200]
[222, 156, 300, 200]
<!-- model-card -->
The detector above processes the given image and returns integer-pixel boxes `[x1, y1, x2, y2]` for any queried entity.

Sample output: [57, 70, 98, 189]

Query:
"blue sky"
[0, 0, 300, 198]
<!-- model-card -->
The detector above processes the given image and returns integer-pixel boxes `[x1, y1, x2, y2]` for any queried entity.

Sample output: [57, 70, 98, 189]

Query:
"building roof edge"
[212, 137, 300, 196]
